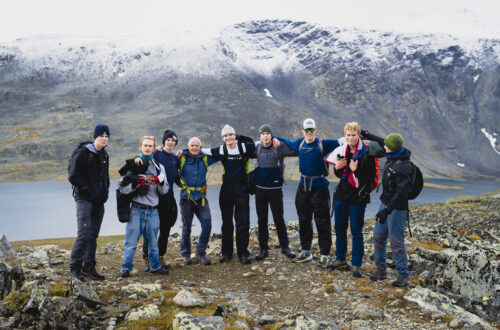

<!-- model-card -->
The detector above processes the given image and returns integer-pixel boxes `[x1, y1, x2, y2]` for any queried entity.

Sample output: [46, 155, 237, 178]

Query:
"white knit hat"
[221, 124, 236, 136]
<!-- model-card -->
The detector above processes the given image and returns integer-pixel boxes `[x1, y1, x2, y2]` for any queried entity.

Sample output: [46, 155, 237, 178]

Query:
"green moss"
[49, 281, 70, 297]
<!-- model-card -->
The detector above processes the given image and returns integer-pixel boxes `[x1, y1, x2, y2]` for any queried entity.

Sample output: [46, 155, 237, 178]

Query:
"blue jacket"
[276, 137, 339, 190]
[179, 150, 217, 201]
[154, 149, 179, 201]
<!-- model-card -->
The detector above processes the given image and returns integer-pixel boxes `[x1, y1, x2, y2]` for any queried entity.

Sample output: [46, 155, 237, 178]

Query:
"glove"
[376, 208, 391, 224]
[158, 170, 165, 185]
[121, 174, 138, 187]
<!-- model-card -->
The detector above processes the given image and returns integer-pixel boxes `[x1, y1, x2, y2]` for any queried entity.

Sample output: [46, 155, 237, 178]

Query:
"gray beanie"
[259, 124, 272, 135]
[221, 124, 235, 136]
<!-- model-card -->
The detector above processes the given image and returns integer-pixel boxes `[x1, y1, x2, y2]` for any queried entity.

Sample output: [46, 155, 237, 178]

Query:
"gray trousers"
[70, 200, 104, 266]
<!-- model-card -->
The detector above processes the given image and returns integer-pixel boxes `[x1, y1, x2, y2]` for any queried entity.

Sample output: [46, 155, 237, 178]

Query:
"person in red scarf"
[324, 122, 376, 277]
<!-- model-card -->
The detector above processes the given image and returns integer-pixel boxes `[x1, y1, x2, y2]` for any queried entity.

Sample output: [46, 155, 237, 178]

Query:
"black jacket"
[68, 144, 110, 203]
[380, 148, 413, 211]
[334, 150, 376, 204]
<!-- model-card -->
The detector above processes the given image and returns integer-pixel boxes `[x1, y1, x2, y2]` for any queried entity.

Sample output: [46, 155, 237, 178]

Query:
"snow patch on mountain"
[481, 128, 500, 155]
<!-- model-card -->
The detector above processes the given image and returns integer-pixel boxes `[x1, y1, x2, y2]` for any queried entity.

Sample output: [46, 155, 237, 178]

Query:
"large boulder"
[25, 249, 51, 269]
[173, 311, 225, 329]
[23, 282, 51, 315]
[438, 250, 498, 300]
[404, 287, 493, 330]
[38, 296, 95, 329]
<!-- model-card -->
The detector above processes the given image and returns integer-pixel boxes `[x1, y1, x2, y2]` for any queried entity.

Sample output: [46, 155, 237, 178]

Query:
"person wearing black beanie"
[162, 130, 178, 146]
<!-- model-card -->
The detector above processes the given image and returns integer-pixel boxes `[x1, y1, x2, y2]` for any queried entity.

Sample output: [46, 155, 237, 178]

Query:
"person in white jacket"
[119, 136, 169, 277]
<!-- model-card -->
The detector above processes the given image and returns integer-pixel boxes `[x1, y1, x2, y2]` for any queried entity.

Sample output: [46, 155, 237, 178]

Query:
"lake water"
[0, 179, 498, 241]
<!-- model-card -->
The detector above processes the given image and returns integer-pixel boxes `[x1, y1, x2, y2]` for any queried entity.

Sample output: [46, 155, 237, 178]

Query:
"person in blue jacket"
[178, 137, 218, 265]
[275, 118, 339, 266]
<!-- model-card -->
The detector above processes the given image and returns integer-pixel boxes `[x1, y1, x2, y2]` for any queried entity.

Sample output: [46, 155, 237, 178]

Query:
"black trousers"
[295, 185, 332, 255]
[143, 193, 177, 258]
[255, 187, 289, 250]
[219, 182, 250, 258]
[70, 200, 104, 266]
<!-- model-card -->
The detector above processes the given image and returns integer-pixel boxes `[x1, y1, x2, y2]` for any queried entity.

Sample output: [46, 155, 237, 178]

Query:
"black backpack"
[68, 141, 93, 175]
[390, 160, 424, 200]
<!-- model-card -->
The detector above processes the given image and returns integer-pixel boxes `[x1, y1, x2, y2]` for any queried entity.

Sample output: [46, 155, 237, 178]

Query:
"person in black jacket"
[324, 122, 375, 277]
[370, 133, 412, 287]
[68, 124, 110, 281]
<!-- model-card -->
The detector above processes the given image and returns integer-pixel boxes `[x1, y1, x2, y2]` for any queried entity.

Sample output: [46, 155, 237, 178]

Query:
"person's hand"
[334, 158, 347, 170]
[338, 137, 346, 145]
[121, 174, 138, 187]
[176, 150, 183, 158]
[362, 139, 370, 147]
[349, 159, 358, 172]
[156, 146, 162, 151]
[157, 170, 165, 184]
[273, 138, 280, 148]
[376, 208, 391, 224]
[134, 157, 143, 165]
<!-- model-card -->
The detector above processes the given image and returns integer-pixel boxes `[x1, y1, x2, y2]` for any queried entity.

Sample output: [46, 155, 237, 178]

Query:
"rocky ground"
[0, 193, 499, 329]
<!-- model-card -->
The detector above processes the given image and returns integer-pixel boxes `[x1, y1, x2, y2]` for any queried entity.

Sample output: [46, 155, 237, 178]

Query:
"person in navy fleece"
[275, 118, 339, 266]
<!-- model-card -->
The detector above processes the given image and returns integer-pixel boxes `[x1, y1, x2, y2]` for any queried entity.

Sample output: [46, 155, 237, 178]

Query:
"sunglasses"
[304, 128, 315, 133]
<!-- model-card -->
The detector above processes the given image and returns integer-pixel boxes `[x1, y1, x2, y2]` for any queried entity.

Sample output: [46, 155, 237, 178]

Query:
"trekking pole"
[407, 209, 413, 238]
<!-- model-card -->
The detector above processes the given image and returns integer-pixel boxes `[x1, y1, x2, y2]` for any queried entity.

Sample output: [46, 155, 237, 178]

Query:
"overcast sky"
[1, 0, 499, 43]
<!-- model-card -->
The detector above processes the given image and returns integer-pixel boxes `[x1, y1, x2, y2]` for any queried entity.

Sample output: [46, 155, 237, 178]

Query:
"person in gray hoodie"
[119, 136, 170, 277]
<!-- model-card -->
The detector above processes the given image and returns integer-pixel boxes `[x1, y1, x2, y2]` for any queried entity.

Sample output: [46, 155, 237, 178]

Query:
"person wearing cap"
[201, 124, 257, 264]
[370, 133, 412, 287]
[119, 136, 170, 278]
[68, 124, 110, 281]
[140, 130, 180, 270]
[323, 122, 376, 277]
[253, 124, 296, 260]
[274, 118, 339, 266]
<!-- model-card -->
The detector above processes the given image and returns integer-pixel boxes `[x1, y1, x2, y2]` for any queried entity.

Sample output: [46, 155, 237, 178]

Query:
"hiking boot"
[369, 267, 387, 282]
[327, 259, 347, 270]
[70, 264, 85, 281]
[352, 266, 362, 278]
[293, 251, 312, 263]
[151, 267, 169, 275]
[255, 249, 269, 261]
[318, 255, 330, 267]
[183, 256, 193, 265]
[120, 269, 131, 278]
[239, 256, 251, 265]
[219, 254, 233, 263]
[194, 255, 212, 266]
[391, 276, 409, 287]
[143, 258, 150, 272]
[81, 262, 105, 281]
[281, 248, 296, 258]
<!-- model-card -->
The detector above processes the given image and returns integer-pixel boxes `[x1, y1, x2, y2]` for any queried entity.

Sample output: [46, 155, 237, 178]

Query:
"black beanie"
[162, 130, 178, 146]
[94, 124, 110, 139]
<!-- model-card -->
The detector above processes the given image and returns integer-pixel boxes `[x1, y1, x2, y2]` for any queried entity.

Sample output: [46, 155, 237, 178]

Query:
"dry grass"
[407, 238, 444, 252]
[11, 235, 126, 251]
[49, 281, 71, 297]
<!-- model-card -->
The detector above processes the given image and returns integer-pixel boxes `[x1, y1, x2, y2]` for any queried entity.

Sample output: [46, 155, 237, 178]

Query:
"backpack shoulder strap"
[298, 139, 305, 152]
[179, 155, 186, 173]
[203, 156, 208, 168]
[318, 139, 323, 155]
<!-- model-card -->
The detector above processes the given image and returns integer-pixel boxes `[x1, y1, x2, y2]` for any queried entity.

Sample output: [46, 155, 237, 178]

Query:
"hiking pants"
[373, 203, 409, 278]
[295, 185, 331, 255]
[143, 192, 177, 259]
[70, 200, 104, 267]
[334, 199, 366, 266]
[219, 182, 250, 258]
[255, 187, 289, 251]
[179, 198, 212, 257]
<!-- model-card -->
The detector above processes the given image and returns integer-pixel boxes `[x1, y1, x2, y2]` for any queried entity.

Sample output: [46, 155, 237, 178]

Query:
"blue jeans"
[334, 200, 365, 266]
[180, 198, 212, 257]
[121, 205, 161, 271]
[373, 203, 409, 278]
[70, 200, 104, 266]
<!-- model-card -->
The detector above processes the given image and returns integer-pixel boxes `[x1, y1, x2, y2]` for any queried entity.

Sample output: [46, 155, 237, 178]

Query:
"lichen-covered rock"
[173, 311, 225, 329]
[278, 312, 339, 330]
[228, 298, 259, 317]
[71, 278, 103, 307]
[0, 263, 24, 299]
[173, 289, 205, 307]
[352, 304, 384, 319]
[439, 250, 498, 300]
[404, 287, 493, 330]
[232, 319, 251, 329]
[38, 296, 95, 329]
[98, 242, 122, 255]
[25, 249, 51, 269]
[23, 282, 50, 315]
[121, 283, 162, 298]
[0, 235, 16, 258]
[125, 304, 160, 322]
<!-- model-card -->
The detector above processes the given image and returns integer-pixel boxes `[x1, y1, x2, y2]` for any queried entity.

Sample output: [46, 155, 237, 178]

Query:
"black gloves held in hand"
[121, 174, 138, 187]
[376, 208, 391, 224]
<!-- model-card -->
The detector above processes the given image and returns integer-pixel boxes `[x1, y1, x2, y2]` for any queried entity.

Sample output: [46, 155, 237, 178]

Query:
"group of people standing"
[68, 118, 414, 288]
